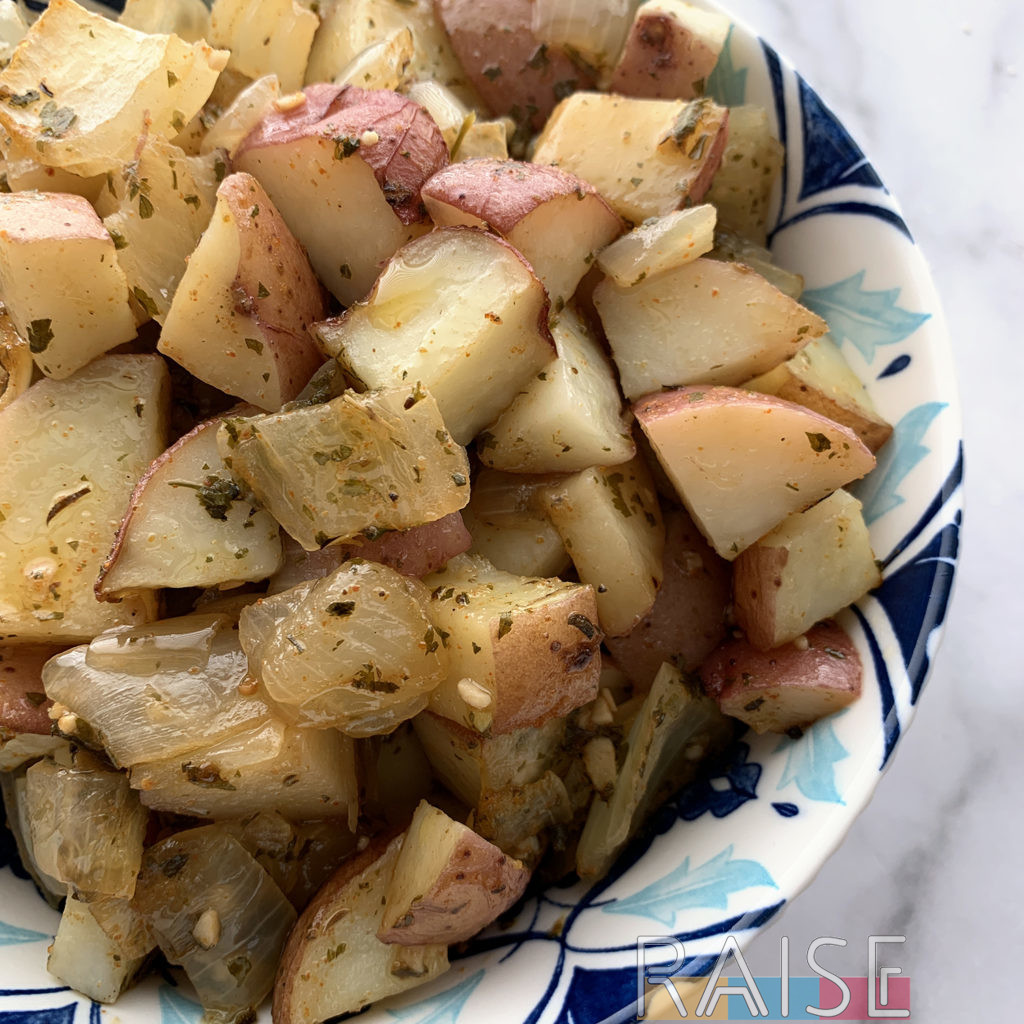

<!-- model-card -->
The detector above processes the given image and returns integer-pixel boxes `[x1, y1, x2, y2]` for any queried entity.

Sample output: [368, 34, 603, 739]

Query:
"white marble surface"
[716, 0, 1024, 1017]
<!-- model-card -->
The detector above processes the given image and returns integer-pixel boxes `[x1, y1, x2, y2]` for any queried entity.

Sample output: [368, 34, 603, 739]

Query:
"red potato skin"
[605, 507, 731, 690]
[0, 191, 108, 244]
[700, 620, 862, 733]
[236, 84, 448, 225]
[272, 831, 402, 1024]
[610, 11, 725, 100]
[274, 512, 472, 591]
[435, 0, 597, 132]
[678, 103, 729, 207]
[0, 645, 62, 736]
[421, 158, 622, 236]
[377, 828, 530, 945]
[219, 173, 327, 379]
[95, 404, 262, 599]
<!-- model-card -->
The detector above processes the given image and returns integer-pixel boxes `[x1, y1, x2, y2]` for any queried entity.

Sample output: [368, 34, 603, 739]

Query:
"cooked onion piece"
[42, 614, 273, 768]
[240, 561, 447, 735]
[218, 386, 470, 550]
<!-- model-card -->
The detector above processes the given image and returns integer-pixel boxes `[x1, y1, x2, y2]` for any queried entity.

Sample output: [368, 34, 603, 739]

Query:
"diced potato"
[234, 83, 446, 304]
[423, 554, 602, 734]
[435, 0, 597, 136]
[605, 507, 731, 688]
[360, 721, 436, 826]
[454, 117, 510, 161]
[594, 257, 827, 399]
[733, 489, 881, 650]
[135, 825, 297, 1024]
[86, 895, 157, 961]
[596, 204, 717, 286]
[307, 0, 475, 103]
[0, 147, 104, 201]
[0, 0, 228, 176]
[610, 0, 731, 99]
[477, 307, 634, 474]
[42, 614, 274, 767]
[0, 644, 58, 738]
[462, 505, 571, 579]
[577, 662, 734, 877]
[210, 0, 318, 93]
[745, 336, 894, 452]
[48, 891, 149, 1004]
[314, 228, 556, 445]
[272, 833, 449, 1023]
[119, 0, 211, 41]
[532, 93, 729, 223]
[708, 227, 804, 298]
[131, 718, 358, 823]
[700, 620, 862, 733]
[422, 159, 623, 310]
[0, 355, 168, 642]
[531, 0, 635, 70]
[269, 514, 470, 593]
[25, 757, 148, 898]
[704, 105, 784, 245]
[0, 192, 136, 379]
[379, 800, 530, 945]
[335, 28, 416, 92]
[94, 136, 220, 325]
[159, 172, 326, 411]
[540, 458, 665, 636]
[405, 80, 471, 153]
[239, 561, 447, 735]
[219, 387, 470, 550]
[0, 732, 64, 772]
[413, 709, 567, 810]
[634, 386, 877, 559]
[97, 411, 282, 595]
[200, 75, 281, 157]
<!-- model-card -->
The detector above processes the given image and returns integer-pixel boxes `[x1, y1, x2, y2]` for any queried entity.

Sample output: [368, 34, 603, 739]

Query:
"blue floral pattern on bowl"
[0, 2, 962, 1023]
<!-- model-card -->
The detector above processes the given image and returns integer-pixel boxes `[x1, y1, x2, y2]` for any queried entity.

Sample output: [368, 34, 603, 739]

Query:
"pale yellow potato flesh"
[0, 192, 136, 379]
[0, 355, 167, 642]
[378, 800, 530, 945]
[540, 457, 665, 637]
[0, 0, 227, 176]
[594, 257, 827, 400]
[634, 386, 877, 560]
[733, 488, 881, 650]
[0, 305, 30, 412]
[98, 412, 283, 595]
[272, 833, 449, 1024]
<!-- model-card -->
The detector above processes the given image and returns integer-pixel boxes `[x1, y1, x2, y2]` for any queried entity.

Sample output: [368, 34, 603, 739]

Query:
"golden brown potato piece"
[378, 800, 530, 945]
[700, 620, 862, 733]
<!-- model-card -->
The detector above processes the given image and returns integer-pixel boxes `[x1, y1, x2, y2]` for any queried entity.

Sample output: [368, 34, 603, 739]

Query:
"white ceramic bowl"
[0, 3, 962, 1022]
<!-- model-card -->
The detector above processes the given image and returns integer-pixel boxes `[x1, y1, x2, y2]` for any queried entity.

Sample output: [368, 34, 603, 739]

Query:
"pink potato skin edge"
[0, 645, 63, 735]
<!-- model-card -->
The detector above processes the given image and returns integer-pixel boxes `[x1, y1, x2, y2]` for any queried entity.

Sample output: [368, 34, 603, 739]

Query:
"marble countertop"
[717, 0, 1023, 1017]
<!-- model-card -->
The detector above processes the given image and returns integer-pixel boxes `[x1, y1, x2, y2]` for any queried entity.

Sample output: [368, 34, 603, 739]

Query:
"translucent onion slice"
[42, 613, 272, 768]
[240, 562, 448, 736]
[25, 757, 148, 899]
[134, 824, 297, 1024]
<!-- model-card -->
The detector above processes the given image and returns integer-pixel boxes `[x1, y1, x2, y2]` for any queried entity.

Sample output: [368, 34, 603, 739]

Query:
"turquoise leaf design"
[386, 970, 484, 1024]
[801, 272, 930, 362]
[775, 714, 849, 804]
[602, 846, 776, 929]
[855, 401, 947, 525]
[0, 919, 49, 945]
[159, 985, 203, 1024]
[706, 24, 747, 106]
